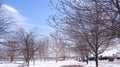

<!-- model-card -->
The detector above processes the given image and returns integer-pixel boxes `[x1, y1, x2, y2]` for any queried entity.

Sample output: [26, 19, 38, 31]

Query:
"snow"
[79, 60, 120, 67]
[0, 60, 120, 67]
[101, 49, 118, 56]
[0, 63, 19, 67]
[29, 60, 80, 67]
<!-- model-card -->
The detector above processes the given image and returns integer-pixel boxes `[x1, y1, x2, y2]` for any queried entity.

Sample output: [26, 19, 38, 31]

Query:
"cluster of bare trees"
[0, 3, 46, 67]
[0, 2, 17, 62]
[5, 36, 21, 63]
[15, 27, 39, 67]
[0, 25, 40, 67]
[37, 36, 49, 61]
[0, 5, 71, 66]
[0, 5, 71, 67]
[0, 0, 119, 67]
[48, 0, 120, 67]
[50, 30, 70, 62]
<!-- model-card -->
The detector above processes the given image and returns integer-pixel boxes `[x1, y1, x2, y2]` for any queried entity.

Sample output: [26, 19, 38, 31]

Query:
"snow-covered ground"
[29, 60, 80, 67]
[0, 60, 120, 67]
[80, 60, 120, 67]
[0, 63, 19, 67]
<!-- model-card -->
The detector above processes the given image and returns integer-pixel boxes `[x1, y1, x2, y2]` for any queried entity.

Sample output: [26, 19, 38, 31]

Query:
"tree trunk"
[85, 50, 89, 64]
[26, 58, 30, 67]
[86, 55, 89, 64]
[10, 56, 14, 63]
[56, 57, 58, 63]
[56, 56, 58, 63]
[95, 54, 98, 67]
[56, 54, 58, 63]
[28, 61, 30, 67]
[32, 55, 35, 65]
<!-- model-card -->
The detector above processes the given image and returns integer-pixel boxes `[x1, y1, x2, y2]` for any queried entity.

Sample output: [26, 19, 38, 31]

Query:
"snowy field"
[81, 60, 120, 67]
[0, 60, 120, 67]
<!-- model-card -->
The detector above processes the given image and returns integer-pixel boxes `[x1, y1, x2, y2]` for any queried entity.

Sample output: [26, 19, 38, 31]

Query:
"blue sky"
[4, 0, 54, 35]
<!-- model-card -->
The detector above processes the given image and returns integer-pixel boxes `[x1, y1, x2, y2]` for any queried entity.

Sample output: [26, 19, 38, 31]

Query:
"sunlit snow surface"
[0, 63, 19, 67]
[0, 60, 120, 67]
[29, 60, 80, 67]
[80, 60, 120, 67]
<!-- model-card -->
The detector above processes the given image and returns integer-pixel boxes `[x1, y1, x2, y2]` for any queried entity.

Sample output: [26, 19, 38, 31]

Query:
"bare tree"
[74, 39, 90, 64]
[48, 0, 115, 67]
[0, 3, 16, 61]
[50, 30, 61, 62]
[95, 0, 120, 38]
[0, 3, 14, 43]
[16, 27, 38, 67]
[37, 36, 49, 61]
[50, 30, 69, 62]
[5, 36, 21, 63]
[58, 40, 69, 60]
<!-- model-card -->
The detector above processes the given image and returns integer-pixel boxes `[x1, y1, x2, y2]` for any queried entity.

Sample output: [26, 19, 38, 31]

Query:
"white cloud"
[1, 4, 27, 23]
[0, 4, 54, 33]
[2, 4, 19, 13]
[21, 22, 54, 30]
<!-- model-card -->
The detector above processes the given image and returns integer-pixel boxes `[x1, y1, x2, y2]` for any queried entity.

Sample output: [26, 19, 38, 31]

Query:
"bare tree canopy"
[50, 30, 70, 62]
[0, 2, 17, 61]
[15, 27, 39, 67]
[0, 3, 14, 39]
[48, 0, 120, 67]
